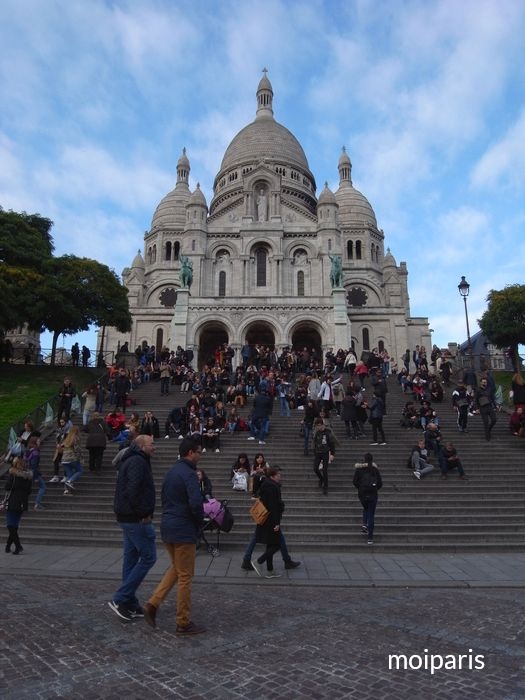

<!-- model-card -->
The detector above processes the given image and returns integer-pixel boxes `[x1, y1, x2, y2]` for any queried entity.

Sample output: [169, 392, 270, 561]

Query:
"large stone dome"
[210, 72, 316, 218]
[220, 118, 311, 173]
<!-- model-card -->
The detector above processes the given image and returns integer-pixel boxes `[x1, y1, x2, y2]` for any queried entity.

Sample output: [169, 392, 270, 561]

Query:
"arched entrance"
[245, 322, 275, 348]
[197, 323, 229, 368]
[291, 325, 322, 363]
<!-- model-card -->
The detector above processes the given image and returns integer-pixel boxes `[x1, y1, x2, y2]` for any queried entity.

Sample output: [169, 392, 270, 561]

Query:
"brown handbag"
[250, 498, 269, 525]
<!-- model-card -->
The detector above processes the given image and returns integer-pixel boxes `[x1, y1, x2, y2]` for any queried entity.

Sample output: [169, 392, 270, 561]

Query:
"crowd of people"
[3, 337, 524, 631]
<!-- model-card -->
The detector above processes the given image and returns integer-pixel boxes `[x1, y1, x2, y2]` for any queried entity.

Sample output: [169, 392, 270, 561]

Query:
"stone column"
[168, 289, 190, 349]
[332, 288, 351, 350]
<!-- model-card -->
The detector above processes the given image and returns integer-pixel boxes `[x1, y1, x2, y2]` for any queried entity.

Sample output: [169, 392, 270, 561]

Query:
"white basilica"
[102, 72, 430, 368]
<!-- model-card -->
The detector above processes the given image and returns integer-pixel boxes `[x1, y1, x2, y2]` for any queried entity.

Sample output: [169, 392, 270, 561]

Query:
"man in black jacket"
[247, 388, 273, 445]
[312, 418, 335, 495]
[114, 368, 130, 413]
[108, 435, 157, 621]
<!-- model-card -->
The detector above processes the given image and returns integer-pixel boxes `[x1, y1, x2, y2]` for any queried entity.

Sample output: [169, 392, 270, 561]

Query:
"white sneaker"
[265, 570, 281, 579]
[202, 448, 206, 453]
[215, 448, 220, 453]
[247, 436, 256, 441]
[413, 471, 421, 480]
[49, 476, 60, 483]
[60, 477, 67, 483]
[164, 435, 170, 440]
[258, 440, 266, 445]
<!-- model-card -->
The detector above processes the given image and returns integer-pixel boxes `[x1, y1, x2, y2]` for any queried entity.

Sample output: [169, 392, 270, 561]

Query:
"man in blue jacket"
[143, 436, 205, 634]
[108, 434, 157, 621]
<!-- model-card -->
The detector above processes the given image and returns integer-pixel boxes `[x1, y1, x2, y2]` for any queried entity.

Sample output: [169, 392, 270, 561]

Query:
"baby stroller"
[198, 498, 234, 557]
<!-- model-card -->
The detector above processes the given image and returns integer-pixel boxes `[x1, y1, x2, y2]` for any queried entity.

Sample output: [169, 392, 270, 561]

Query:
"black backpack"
[358, 467, 378, 494]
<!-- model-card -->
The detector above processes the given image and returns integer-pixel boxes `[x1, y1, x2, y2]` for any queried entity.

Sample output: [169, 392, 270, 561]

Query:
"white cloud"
[470, 109, 525, 192]
[2, 0, 525, 356]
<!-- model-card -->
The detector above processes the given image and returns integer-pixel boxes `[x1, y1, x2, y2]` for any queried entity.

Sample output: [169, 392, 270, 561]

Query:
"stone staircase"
[22, 374, 525, 552]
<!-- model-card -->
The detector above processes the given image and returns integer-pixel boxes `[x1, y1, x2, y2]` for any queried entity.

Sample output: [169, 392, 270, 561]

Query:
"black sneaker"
[241, 560, 253, 571]
[130, 606, 144, 618]
[284, 560, 301, 570]
[361, 525, 368, 534]
[108, 600, 133, 622]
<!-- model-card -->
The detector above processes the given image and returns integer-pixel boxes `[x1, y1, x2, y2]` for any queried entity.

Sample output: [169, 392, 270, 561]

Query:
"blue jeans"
[250, 418, 270, 441]
[243, 530, 291, 563]
[114, 521, 157, 609]
[63, 460, 83, 484]
[34, 475, 46, 506]
[279, 396, 290, 417]
[359, 496, 378, 539]
[303, 424, 312, 453]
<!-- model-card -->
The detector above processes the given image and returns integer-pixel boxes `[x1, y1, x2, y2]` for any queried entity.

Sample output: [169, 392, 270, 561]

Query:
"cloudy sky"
[1, 0, 524, 358]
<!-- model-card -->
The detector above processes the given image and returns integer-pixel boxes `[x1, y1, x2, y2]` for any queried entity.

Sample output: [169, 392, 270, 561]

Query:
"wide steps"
[19, 372, 525, 551]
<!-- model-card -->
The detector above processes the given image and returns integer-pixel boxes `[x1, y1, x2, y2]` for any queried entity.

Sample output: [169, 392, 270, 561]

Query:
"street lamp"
[458, 275, 472, 366]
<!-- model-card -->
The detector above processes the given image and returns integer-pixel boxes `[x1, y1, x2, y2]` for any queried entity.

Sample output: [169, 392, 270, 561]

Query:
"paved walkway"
[4, 546, 525, 699]
[6, 544, 525, 587]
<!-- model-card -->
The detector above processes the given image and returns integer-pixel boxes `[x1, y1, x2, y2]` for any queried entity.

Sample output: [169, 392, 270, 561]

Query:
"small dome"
[151, 184, 190, 230]
[318, 181, 336, 205]
[131, 250, 145, 269]
[151, 149, 191, 230]
[335, 182, 377, 228]
[177, 147, 190, 169]
[383, 247, 396, 266]
[257, 73, 273, 92]
[189, 183, 207, 208]
[338, 147, 351, 168]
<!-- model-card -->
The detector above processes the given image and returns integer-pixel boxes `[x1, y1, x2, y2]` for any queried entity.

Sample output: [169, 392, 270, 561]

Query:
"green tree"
[478, 284, 525, 372]
[35, 256, 131, 365]
[0, 209, 54, 332]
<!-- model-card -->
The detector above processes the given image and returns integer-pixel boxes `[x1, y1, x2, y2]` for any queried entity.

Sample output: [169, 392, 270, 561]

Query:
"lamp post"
[458, 275, 472, 367]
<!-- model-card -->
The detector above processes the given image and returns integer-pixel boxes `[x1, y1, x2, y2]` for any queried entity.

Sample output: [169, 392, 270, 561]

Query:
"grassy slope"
[0, 365, 102, 437]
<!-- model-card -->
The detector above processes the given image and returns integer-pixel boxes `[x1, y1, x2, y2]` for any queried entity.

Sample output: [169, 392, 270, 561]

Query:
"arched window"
[371, 243, 375, 261]
[147, 247, 153, 264]
[165, 242, 172, 261]
[156, 328, 163, 350]
[256, 248, 267, 287]
[378, 340, 384, 352]
[152, 245, 157, 263]
[356, 241, 362, 260]
[174, 242, 180, 260]
[297, 270, 305, 296]
[347, 241, 353, 259]
[362, 328, 370, 350]
[218, 270, 226, 297]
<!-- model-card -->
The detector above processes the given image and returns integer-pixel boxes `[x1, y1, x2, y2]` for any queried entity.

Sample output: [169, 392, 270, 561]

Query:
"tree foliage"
[0, 208, 131, 365]
[0, 209, 54, 332]
[34, 256, 131, 364]
[478, 284, 525, 371]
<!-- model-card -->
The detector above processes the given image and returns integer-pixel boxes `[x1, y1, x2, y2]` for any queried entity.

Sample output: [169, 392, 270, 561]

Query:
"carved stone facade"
[102, 73, 430, 367]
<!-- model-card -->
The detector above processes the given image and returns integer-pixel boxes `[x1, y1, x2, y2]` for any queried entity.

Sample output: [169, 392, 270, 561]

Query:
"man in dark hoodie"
[108, 435, 156, 622]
